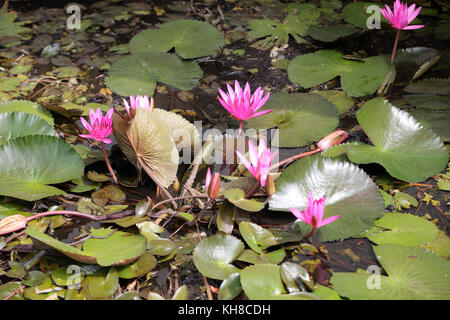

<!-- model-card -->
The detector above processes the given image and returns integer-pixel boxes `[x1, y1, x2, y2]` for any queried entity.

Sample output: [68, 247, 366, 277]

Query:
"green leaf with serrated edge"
[0, 136, 84, 201]
[345, 98, 448, 182]
[0, 100, 54, 125]
[269, 156, 384, 242]
[0, 112, 55, 145]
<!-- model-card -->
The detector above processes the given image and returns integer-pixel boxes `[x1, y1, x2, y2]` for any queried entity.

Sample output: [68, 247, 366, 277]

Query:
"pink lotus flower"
[235, 138, 277, 187]
[218, 81, 271, 133]
[380, 0, 424, 30]
[289, 191, 339, 237]
[123, 94, 154, 118]
[205, 168, 221, 199]
[79, 108, 114, 144]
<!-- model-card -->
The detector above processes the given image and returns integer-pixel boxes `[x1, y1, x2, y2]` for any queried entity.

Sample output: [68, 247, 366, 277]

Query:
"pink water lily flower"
[380, 0, 424, 30]
[123, 94, 154, 118]
[289, 191, 339, 238]
[218, 81, 271, 134]
[79, 108, 114, 144]
[235, 138, 277, 187]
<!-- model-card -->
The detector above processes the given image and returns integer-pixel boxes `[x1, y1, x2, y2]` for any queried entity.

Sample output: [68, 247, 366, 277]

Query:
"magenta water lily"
[218, 81, 271, 134]
[79, 107, 114, 144]
[289, 191, 340, 239]
[123, 94, 154, 119]
[380, 0, 425, 63]
[79, 107, 118, 183]
[236, 138, 277, 188]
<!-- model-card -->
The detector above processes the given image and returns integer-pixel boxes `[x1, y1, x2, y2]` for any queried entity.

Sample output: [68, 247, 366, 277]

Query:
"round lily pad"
[240, 264, 318, 300]
[269, 156, 384, 242]
[288, 50, 395, 97]
[345, 98, 448, 182]
[0, 100, 54, 125]
[331, 244, 450, 300]
[307, 25, 359, 42]
[106, 52, 202, 97]
[0, 135, 84, 201]
[245, 92, 339, 147]
[129, 19, 224, 59]
[0, 112, 55, 145]
[365, 213, 439, 247]
[223, 188, 265, 212]
[193, 233, 245, 280]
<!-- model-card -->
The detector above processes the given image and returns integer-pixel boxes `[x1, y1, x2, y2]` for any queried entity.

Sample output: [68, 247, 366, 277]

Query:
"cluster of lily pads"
[0, 0, 449, 301]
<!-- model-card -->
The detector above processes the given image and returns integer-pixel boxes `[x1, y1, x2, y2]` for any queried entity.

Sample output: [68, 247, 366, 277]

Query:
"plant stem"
[270, 149, 321, 171]
[238, 120, 244, 135]
[101, 142, 118, 184]
[305, 226, 317, 240]
[151, 194, 210, 212]
[390, 29, 401, 64]
[245, 181, 261, 199]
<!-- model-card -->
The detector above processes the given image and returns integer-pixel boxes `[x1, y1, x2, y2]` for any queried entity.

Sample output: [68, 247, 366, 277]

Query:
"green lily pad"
[247, 15, 310, 49]
[307, 24, 359, 42]
[238, 221, 278, 254]
[0, 282, 23, 300]
[129, 20, 224, 59]
[394, 47, 441, 82]
[364, 213, 439, 247]
[344, 98, 448, 182]
[223, 188, 265, 212]
[407, 109, 450, 142]
[117, 252, 157, 279]
[0, 100, 54, 125]
[403, 94, 450, 111]
[342, 2, 383, 29]
[311, 90, 354, 114]
[0, 135, 84, 201]
[26, 227, 147, 266]
[404, 78, 450, 95]
[245, 92, 338, 148]
[82, 228, 147, 266]
[84, 268, 119, 299]
[240, 264, 318, 300]
[281, 261, 313, 292]
[218, 273, 242, 300]
[331, 244, 450, 300]
[288, 50, 395, 97]
[193, 233, 245, 280]
[269, 156, 384, 242]
[51, 266, 86, 287]
[106, 52, 202, 97]
[0, 112, 55, 145]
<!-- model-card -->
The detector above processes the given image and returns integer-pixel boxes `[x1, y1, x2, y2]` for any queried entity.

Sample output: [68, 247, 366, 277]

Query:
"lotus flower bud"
[266, 174, 276, 197]
[316, 130, 349, 151]
[205, 168, 221, 200]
